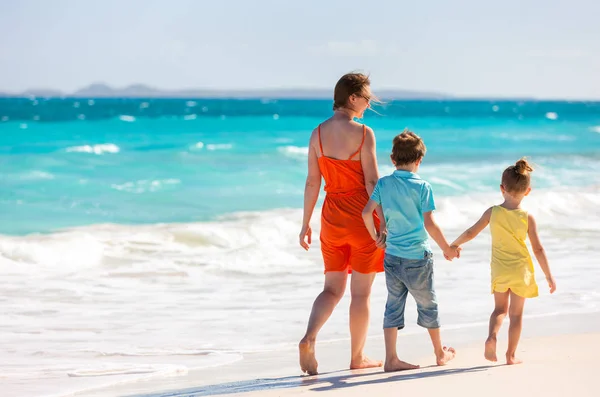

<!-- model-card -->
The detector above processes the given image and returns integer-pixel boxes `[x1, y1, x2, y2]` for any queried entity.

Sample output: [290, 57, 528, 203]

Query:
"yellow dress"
[489, 206, 538, 298]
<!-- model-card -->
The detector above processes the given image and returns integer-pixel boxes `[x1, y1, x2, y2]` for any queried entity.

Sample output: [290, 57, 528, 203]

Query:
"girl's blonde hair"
[502, 158, 534, 193]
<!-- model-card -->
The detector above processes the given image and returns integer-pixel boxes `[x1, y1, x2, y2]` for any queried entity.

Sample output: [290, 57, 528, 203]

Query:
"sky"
[1, 0, 599, 99]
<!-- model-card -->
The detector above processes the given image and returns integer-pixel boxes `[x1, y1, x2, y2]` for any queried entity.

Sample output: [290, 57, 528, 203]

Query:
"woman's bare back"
[313, 118, 366, 161]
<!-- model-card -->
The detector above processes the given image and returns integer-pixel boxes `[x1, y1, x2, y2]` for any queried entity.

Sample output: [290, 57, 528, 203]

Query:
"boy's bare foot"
[506, 353, 523, 365]
[384, 357, 420, 372]
[484, 337, 498, 362]
[299, 339, 318, 375]
[350, 356, 383, 370]
[436, 346, 456, 366]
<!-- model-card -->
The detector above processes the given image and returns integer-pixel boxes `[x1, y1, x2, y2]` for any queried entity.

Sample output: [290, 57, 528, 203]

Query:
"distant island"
[0, 83, 451, 100]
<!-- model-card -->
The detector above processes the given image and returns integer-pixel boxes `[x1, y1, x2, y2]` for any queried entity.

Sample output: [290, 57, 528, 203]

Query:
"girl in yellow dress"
[451, 158, 556, 365]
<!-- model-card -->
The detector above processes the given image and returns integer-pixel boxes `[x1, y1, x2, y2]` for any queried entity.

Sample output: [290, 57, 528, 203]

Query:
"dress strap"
[317, 124, 324, 156]
[348, 125, 366, 160]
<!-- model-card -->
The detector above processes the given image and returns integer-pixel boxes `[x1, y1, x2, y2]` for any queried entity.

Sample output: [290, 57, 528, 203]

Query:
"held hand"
[547, 275, 557, 294]
[375, 230, 387, 249]
[443, 245, 461, 261]
[299, 224, 312, 251]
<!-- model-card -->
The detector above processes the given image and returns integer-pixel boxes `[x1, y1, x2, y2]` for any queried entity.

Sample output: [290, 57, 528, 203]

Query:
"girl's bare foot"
[384, 357, 420, 372]
[350, 356, 383, 370]
[506, 353, 523, 365]
[484, 337, 498, 362]
[299, 338, 318, 375]
[436, 346, 456, 366]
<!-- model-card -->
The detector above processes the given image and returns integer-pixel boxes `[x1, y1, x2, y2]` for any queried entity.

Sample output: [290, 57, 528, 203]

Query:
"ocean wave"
[492, 132, 574, 142]
[206, 143, 233, 150]
[67, 364, 185, 378]
[591, 126, 600, 134]
[111, 178, 181, 193]
[20, 170, 55, 180]
[119, 115, 136, 122]
[278, 145, 309, 159]
[66, 143, 120, 155]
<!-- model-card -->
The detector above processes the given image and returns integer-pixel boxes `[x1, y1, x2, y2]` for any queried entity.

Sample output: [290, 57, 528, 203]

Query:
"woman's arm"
[299, 129, 322, 250]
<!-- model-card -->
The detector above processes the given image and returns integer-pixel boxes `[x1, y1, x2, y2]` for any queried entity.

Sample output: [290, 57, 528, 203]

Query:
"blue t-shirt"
[370, 170, 436, 259]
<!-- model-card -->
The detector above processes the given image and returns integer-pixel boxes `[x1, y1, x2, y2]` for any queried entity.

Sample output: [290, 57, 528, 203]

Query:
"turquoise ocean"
[1, 98, 600, 396]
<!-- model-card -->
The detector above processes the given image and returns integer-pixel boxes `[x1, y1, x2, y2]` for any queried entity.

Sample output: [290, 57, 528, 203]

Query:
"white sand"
[232, 332, 598, 397]
[81, 312, 600, 397]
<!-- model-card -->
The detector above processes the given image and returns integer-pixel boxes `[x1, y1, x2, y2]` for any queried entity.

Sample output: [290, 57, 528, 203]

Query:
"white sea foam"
[493, 132, 574, 142]
[545, 111, 558, 120]
[119, 115, 136, 122]
[206, 143, 233, 150]
[278, 145, 309, 158]
[591, 126, 600, 134]
[21, 170, 55, 180]
[111, 178, 181, 193]
[183, 114, 197, 120]
[1, 188, 599, 396]
[66, 143, 120, 155]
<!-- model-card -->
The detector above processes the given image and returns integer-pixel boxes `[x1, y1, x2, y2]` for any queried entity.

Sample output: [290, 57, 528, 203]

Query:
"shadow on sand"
[130, 364, 494, 397]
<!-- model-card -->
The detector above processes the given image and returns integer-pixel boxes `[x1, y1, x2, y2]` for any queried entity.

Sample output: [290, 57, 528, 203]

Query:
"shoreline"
[78, 310, 600, 397]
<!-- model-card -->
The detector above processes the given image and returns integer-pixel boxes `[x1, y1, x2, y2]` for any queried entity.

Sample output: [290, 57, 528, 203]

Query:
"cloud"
[527, 49, 588, 60]
[309, 40, 393, 57]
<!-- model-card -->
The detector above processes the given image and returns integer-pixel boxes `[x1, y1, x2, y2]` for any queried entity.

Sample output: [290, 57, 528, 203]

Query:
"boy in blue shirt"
[362, 130, 459, 371]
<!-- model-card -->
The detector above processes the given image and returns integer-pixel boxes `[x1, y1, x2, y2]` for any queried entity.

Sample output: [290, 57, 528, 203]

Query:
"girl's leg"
[485, 290, 510, 362]
[299, 271, 348, 375]
[349, 271, 382, 369]
[506, 290, 526, 365]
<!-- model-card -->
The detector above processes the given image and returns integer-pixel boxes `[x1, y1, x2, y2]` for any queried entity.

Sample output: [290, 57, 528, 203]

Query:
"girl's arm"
[527, 213, 557, 293]
[361, 126, 386, 233]
[299, 130, 322, 251]
[451, 207, 493, 247]
[424, 211, 459, 260]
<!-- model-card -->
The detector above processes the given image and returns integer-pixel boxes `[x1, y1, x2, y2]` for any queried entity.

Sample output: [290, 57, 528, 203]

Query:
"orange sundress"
[317, 124, 384, 274]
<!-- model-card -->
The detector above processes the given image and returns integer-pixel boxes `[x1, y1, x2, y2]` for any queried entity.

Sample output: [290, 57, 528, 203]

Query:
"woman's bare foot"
[484, 337, 498, 362]
[506, 353, 523, 365]
[436, 346, 456, 366]
[384, 357, 420, 372]
[299, 338, 318, 375]
[350, 356, 383, 370]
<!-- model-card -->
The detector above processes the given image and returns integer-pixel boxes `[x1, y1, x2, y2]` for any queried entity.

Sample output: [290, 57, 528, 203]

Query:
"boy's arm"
[451, 207, 493, 247]
[361, 126, 386, 233]
[528, 213, 556, 293]
[362, 199, 381, 243]
[423, 211, 459, 260]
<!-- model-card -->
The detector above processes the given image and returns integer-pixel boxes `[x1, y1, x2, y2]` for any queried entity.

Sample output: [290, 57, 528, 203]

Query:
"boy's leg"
[384, 327, 419, 371]
[299, 271, 348, 375]
[426, 328, 456, 366]
[485, 290, 510, 362]
[506, 290, 526, 365]
[406, 255, 455, 366]
[349, 271, 381, 369]
[383, 254, 419, 372]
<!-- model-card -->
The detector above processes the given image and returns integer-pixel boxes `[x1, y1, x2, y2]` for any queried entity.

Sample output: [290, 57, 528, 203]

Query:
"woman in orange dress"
[298, 73, 386, 375]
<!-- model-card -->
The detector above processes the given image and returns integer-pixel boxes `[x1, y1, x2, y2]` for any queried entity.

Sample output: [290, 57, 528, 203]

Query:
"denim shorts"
[383, 251, 440, 330]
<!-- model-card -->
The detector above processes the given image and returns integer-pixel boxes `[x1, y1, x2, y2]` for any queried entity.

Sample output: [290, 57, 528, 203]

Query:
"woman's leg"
[349, 271, 382, 369]
[299, 271, 348, 375]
